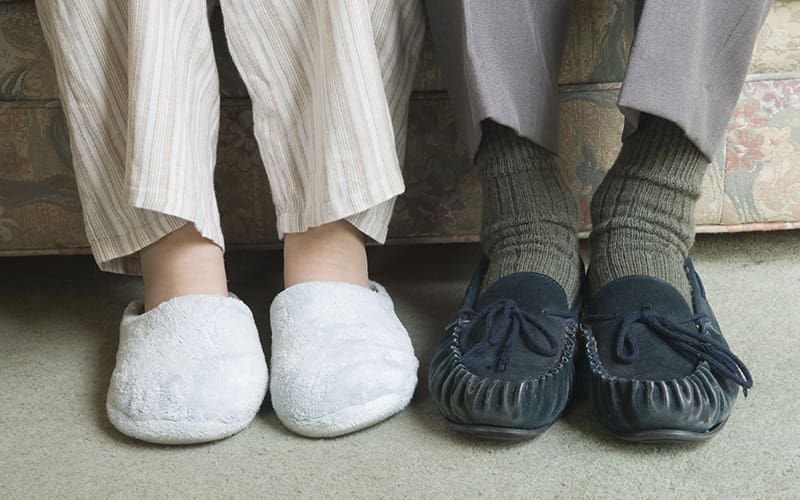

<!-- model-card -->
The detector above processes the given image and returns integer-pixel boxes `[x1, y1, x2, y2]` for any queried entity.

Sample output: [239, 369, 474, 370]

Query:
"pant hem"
[275, 186, 402, 244]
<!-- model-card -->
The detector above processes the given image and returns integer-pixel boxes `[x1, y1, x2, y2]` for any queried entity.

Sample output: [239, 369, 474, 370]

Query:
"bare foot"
[140, 223, 229, 311]
[283, 220, 369, 289]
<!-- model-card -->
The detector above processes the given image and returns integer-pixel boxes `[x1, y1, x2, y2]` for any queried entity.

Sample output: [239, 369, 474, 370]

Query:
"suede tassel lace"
[586, 305, 753, 394]
[452, 300, 577, 372]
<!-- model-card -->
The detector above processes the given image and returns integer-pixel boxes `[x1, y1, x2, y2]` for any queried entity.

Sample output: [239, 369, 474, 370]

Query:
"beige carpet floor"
[1, 231, 799, 499]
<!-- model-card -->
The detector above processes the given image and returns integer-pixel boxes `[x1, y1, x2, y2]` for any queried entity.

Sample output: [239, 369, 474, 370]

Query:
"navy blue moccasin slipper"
[580, 258, 752, 443]
[428, 257, 583, 440]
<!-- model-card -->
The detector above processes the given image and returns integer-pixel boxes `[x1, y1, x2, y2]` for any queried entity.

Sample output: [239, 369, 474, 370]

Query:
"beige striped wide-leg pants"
[36, 0, 425, 275]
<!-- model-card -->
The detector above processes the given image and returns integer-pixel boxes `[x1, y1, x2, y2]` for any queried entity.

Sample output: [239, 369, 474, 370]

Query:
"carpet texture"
[1, 232, 798, 498]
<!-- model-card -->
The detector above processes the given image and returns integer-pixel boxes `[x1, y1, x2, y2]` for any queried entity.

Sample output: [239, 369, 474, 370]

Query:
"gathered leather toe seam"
[582, 327, 718, 386]
[447, 331, 576, 384]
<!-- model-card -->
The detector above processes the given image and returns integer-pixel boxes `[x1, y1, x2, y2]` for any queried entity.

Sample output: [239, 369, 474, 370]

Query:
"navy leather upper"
[428, 257, 583, 431]
[580, 258, 751, 435]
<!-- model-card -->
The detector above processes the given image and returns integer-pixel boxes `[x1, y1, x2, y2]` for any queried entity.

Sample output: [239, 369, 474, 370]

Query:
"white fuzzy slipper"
[106, 294, 268, 445]
[269, 281, 418, 437]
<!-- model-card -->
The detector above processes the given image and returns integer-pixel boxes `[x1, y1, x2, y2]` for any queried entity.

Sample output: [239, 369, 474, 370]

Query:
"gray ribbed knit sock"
[589, 114, 708, 302]
[477, 121, 580, 300]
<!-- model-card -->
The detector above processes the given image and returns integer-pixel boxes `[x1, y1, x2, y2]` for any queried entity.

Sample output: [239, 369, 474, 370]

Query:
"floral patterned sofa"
[1, 0, 799, 256]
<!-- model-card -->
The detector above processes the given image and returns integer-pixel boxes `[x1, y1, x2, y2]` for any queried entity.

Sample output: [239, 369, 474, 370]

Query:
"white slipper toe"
[269, 281, 418, 438]
[107, 294, 268, 445]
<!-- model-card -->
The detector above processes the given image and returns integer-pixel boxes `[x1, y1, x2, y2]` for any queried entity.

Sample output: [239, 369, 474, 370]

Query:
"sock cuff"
[477, 121, 557, 176]
[617, 115, 707, 181]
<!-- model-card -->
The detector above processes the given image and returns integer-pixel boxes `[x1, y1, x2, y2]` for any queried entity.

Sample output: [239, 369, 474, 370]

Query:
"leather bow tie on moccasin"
[428, 257, 583, 440]
[580, 258, 752, 443]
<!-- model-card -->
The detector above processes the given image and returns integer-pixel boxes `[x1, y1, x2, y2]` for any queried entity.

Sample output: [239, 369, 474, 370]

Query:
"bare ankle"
[283, 220, 369, 288]
[140, 224, 228, 311]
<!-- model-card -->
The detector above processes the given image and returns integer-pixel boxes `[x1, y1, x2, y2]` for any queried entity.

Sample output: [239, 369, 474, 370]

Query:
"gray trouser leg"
[425, 0, 572, 159]
[619, 0, 773, 159]
[426, 0, 773, 161]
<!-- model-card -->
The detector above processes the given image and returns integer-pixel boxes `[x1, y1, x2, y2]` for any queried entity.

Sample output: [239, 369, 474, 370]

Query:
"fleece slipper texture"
[269, 281, 418, 438]
[107, 294, 268, 445]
